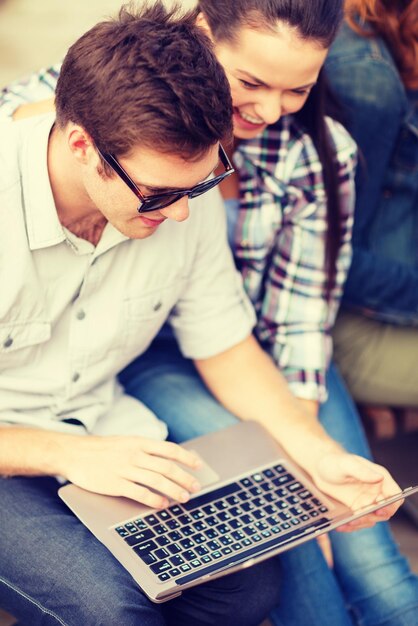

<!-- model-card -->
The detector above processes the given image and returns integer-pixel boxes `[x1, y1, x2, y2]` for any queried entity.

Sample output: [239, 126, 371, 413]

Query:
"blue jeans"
[119, 337, 418, 626]
[0, 475, 281, 626]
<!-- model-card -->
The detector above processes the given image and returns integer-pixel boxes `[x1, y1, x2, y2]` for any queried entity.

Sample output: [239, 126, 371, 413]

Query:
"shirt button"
[153, 301, 162, 311]
[76, 310, 86, 320]
[72, 372, 80, 382]
[3, 336, 13, 348]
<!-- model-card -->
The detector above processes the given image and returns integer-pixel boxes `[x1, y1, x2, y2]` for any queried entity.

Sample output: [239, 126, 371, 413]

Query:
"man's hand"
[63, 435, 203, 508]
[312, 451, 402, 531]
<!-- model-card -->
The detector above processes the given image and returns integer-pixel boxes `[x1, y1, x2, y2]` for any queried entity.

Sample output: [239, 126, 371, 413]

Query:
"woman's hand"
[62, 434, 202, 509]
[312, 451, 402, 531]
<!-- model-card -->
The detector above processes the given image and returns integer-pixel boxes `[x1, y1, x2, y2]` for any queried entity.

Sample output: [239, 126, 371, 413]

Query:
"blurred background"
[0, 0, 195, 88]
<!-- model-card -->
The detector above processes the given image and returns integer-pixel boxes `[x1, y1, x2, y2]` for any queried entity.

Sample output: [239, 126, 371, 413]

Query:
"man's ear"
[67, 125, 96, 165]
[195, 12, 214, 42]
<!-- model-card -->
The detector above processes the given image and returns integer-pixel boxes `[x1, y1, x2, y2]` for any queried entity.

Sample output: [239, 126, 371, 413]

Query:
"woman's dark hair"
[197, 0, 346, 298]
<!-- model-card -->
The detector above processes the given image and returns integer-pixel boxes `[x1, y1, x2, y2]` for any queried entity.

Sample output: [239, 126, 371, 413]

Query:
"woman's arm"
[326, 33, 418, 320]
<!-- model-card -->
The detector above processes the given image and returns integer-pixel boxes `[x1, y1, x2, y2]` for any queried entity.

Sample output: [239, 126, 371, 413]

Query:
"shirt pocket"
[118, 285, 182, 362]
[0, 321, 51, 372]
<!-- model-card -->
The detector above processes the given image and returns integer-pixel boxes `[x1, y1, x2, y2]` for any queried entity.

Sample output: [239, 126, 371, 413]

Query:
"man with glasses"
[0, 4, 281, 625]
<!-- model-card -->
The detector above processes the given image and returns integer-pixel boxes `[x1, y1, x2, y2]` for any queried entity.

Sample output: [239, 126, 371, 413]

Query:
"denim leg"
[0, 476, 164, 626]
[319, 364, 418, 626]
[0, 475, 281, 626]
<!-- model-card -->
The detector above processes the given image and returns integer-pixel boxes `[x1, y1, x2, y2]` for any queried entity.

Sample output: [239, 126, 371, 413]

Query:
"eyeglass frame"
[96, 144, 234, 213]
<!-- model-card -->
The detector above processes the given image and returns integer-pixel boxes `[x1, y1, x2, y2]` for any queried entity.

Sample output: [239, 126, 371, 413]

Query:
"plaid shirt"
[0, 67, 356, 401]
[232, 116, 356, 401]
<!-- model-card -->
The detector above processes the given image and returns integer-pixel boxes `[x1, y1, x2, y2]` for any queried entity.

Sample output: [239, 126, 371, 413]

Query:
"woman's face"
[204, 19, 328, 140]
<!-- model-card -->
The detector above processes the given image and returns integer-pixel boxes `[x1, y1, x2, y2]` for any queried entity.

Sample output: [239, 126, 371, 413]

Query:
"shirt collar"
[21, 113, 129, 255]
[21, 113, 66, 251]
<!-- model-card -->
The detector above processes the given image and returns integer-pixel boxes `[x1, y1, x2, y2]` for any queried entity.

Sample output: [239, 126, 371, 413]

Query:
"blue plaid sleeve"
[0, 64, 61, 119]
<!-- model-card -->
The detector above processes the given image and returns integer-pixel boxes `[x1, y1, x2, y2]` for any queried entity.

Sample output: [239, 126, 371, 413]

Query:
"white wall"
[0, 0, 196, 88]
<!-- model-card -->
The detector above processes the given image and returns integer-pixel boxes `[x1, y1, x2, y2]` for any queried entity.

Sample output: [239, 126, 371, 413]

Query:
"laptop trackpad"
[188, 450, 219, 488]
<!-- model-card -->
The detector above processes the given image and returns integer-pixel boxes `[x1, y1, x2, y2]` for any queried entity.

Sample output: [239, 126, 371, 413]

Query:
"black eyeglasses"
[97, 144, 234, 213]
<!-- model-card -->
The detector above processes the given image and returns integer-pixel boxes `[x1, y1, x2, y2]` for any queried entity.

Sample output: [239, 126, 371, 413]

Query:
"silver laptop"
[59, 420, 418, 603]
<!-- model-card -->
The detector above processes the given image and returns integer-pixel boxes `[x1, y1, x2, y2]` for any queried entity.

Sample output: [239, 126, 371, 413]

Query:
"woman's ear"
[195, 12, 214, 42]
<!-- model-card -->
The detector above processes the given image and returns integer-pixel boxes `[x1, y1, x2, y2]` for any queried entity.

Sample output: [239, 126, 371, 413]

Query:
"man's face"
[84, 143, 220, 240]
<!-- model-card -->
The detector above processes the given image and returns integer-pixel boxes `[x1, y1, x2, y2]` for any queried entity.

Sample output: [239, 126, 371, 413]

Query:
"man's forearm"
[195, 335, 343, 475]
[0, 425, 73, 477]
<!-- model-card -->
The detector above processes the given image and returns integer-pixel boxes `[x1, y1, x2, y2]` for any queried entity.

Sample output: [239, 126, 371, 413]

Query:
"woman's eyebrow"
[237, 69, 269, 87]
[237, 69, 317, 90]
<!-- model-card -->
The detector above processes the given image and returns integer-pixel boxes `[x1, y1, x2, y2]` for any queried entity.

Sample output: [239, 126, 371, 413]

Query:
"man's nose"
[160, 195, 190, 222]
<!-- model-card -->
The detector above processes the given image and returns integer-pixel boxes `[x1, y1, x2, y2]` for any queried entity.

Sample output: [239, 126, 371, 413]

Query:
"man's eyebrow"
[237, 69, 317, 90]
[134, 158, 221, 194]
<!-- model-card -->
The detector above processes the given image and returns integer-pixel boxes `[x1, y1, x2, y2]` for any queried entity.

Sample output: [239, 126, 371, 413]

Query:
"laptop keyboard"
[114, 463, 331, 584]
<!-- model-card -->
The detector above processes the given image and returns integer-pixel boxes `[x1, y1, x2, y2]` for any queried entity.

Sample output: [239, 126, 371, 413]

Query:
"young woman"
[326, 0, 418, 414]
[2, 1, 417, 624]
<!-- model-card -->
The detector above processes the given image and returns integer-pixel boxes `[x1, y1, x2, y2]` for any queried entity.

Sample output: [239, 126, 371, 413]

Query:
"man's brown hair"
[55, 1, 233, 159]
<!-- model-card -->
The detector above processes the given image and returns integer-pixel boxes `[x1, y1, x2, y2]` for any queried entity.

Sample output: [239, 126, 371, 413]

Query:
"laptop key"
[150, 560, 172, 575]
[231, 530, 245, 541]
[132, 539, 158, 555]
[203, 505, 217, 515]
[167, 543, 181, 555]
[154, 548, 169, 559]
[168, 531, 182, 542]
[134, 550, 157, 565]
[217, 524, 230, 535]
[166, 519, 180, 530]
[201, 555, 212, 563]
[158, 572, 170, 582]
[170, 568, 181, 577]
[288, 482, 303, 492]
[157, 511, 171, 522]
[144, 514, 159, 525]
[156, 535, 170, 547]
[229, 519, 243, 530]
[124, 522, 137, 533]
[168, 505, 183, 516]
[124, 529, 155, 546]
[180, 563, 192, 572]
